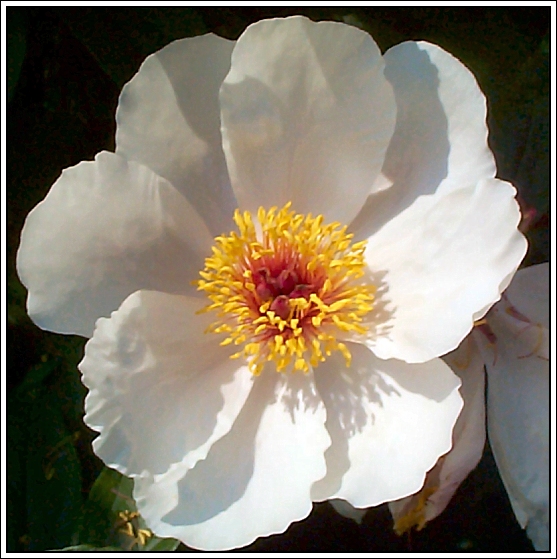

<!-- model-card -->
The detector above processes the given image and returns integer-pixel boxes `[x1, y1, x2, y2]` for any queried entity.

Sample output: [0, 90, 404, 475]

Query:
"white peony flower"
[387, 264, 548, 551]
[17, 16, 527, 550]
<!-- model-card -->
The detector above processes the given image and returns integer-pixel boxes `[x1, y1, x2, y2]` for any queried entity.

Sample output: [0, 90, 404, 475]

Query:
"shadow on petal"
[160, 371, 323, 526]
[311, 341, 462, 503]
[310, 343, 400, 498]
[82, 292, 253, 477]
[350, 43, 448, 239]
[359, 267, 395, 344]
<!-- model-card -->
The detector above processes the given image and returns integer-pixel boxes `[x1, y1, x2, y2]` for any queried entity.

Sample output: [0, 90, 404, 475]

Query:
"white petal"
[17, 152, 213, 338]
[389, 338, 485, 532]
[80, 290, 253, 478]
[351, 40, 496, 238]
[220, 15, 396, 225]
[311, 342, 462, 507]
[116, 34, 236, 234]
[503, 262, 549, 329]
[364, 178, 527, 363]
[134, 370, 330, 550]
[478, 280, 549, 551]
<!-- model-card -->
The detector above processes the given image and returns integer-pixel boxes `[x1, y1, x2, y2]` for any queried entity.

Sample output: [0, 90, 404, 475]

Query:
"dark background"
[7, 6, 549, 552]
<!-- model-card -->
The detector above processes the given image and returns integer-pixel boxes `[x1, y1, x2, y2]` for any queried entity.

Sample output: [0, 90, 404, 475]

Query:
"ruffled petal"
[363, 178, 527, 363]
[389, 338, 486, 532]
[80, 290, 253, 478]
[351, 40, 496, 238]
[220, 15, 396, 225]
[17, 152, 213, 338]
[134, 370, 330, 550]
[311, 342, 462, 507]
[478, 271, 549, 551]
[116, 34, 236, 234]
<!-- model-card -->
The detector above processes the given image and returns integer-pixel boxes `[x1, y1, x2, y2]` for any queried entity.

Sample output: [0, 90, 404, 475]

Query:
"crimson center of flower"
[197, 203, 376, 375]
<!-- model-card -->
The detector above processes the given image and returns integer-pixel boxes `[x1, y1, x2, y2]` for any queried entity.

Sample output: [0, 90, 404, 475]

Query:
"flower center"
[197, 203, 375, 375]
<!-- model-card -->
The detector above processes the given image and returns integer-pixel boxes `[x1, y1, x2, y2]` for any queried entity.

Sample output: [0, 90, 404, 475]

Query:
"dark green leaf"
[8, 355, 86, 551]
[51, 544, 123, 551]
[143, 535, 181, 551]
[16, 390, 82, 551]
[75, 467, 179, 551]
[74, 467, 132, 547]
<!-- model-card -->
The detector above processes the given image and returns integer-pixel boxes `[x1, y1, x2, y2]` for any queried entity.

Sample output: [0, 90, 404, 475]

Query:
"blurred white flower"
[387, 264, 548, 551]
[17, 16, 526, 550]
[480, 263, 549, 551]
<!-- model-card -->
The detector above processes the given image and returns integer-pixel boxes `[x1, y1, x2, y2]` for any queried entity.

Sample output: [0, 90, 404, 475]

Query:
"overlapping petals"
[362, 178, 526, 363]
[351, 40, 497, 239]
[388, 341, 486, 532]
[387, 264, 548, 548]
[220, 17, 396, 226]
[80, 291, 254, 477]
[311, 343, 462, 506]
[17, 152, 213, 337]
[133, 371, 330, 551]
[16, 15, 529, 551]
[349, 38, 527, 362]
[116, 34, 237, 234]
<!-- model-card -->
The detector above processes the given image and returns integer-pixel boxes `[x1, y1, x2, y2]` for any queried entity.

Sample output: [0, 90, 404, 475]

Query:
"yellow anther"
[197, 203, 375, 376]
[312, 315, 323, 327]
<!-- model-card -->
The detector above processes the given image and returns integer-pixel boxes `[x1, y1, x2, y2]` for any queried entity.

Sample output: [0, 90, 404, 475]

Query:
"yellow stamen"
[393, 486, 438, 535]
[197, 204, 375, 375]
[117, 510, 154, 550]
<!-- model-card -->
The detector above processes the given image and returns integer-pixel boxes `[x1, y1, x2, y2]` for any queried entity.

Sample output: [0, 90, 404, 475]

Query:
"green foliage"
[74, 467, 179, 551]
[7, 360, 83, 551]
[52, 544, 124, 551]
